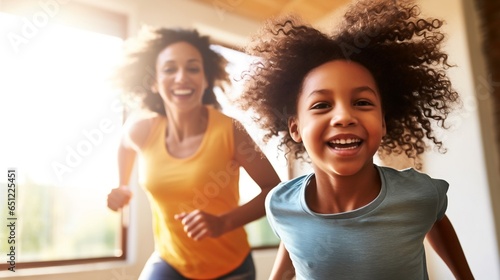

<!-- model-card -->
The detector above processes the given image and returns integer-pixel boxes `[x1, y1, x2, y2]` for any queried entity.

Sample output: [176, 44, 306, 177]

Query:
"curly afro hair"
[114, 26, 229, 115]
[236, 0, 460, 165]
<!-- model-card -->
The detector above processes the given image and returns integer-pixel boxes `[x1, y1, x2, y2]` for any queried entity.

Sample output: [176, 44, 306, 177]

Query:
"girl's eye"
[354, 100, 374, 107]
[311, 102, 330, 110]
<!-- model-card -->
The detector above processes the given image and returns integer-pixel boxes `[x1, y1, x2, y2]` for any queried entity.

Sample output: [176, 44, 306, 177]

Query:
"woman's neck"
[165, 105, 208, 143]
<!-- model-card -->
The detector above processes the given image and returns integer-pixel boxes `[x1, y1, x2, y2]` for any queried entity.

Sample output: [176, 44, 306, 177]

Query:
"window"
[0, 3, 127, 270]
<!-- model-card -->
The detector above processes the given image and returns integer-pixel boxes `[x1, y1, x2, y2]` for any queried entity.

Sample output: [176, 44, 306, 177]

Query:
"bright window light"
[0, 12, 124, 263]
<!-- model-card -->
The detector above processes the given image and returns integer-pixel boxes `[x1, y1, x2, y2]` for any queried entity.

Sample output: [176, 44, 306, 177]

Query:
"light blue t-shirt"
[265, 165, 448, 280]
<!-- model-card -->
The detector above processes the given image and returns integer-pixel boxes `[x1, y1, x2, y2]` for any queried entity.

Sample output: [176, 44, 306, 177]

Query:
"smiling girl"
[237, 0, 474, 279]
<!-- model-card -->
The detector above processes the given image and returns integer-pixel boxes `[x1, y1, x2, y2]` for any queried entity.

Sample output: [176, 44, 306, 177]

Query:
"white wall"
[3, 0, 498, 279]
[132, 0, 261, 47]
[417, 1, 500, 279]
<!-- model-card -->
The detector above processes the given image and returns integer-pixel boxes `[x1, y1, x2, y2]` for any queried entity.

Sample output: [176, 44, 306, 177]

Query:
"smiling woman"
[0, 5, 127, 269]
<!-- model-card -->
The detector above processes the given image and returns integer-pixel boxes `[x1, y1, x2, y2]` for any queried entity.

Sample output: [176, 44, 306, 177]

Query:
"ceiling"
[191, 0, 351, 24]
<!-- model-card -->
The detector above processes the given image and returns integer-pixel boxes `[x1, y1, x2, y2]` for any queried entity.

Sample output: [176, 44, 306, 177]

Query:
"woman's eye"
[163, 68, 176, 74]
[187, 67, 201, 73]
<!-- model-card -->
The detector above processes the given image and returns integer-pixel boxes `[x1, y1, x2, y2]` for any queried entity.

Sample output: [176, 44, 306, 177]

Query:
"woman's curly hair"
[237, 0, 460, 165]
[114, 26, 229, 115]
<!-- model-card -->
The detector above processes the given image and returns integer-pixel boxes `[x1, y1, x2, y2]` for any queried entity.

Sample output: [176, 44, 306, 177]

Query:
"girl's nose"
[330, 105, 357, 127]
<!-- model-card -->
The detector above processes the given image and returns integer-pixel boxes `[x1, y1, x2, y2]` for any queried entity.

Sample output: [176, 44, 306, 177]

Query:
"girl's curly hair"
[237, 0, 460, 165]
[114, 26, 229, 115]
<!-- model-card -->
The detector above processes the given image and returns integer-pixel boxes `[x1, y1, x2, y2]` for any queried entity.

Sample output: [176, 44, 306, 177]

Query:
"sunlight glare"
[0, 13, 123, 192]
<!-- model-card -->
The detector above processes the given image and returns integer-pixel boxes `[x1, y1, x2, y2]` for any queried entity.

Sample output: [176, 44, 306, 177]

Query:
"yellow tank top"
[138, 106, 250, 279]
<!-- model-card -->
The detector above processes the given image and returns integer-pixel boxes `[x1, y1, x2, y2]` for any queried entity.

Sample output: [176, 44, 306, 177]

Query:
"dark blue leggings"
[138, 251, 256, 280]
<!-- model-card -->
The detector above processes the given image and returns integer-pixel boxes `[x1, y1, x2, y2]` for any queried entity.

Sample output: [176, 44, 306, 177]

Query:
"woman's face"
[289, 59, 386, 178]
[153, 41, 208, 112]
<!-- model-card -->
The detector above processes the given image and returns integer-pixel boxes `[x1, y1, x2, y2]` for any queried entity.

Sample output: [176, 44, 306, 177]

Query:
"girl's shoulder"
[122, 111, 163, 151]
[377, 165, 449, 192]
[270, 173, 312, 198]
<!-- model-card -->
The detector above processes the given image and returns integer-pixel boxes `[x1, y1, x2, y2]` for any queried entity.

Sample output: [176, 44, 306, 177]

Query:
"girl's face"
[289, 60, 386, 177]
[153, 41, 208, 112]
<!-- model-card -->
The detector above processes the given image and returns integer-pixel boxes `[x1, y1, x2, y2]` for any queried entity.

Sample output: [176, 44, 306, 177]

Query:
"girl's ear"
[288, 117, 302, 143]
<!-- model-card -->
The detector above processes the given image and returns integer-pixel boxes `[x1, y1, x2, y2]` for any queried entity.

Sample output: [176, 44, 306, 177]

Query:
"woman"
[107, 26, 281, 280]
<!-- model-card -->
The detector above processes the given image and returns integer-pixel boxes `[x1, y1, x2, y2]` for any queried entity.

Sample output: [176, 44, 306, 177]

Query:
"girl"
[237, 0, 474, 279]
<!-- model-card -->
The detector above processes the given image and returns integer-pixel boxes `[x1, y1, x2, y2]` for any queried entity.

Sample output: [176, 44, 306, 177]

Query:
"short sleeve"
[265, 187, 281, 238]
[432, 178, 449, 221]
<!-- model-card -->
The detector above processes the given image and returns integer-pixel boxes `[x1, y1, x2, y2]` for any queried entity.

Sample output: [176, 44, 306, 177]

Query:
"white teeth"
[331, 138, 361, 144]
[334, 146, 358, 151]
[173, 89, 192, 95]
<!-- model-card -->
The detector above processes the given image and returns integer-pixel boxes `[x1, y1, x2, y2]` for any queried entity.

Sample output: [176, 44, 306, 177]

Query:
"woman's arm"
[269, 242, 295, 280]
[106, 140, 135, 211]
[176, 122, 281, 240]
[220, 122, 281, 231]
[426, 214, 474, 279]
[107, 116, 153, 211]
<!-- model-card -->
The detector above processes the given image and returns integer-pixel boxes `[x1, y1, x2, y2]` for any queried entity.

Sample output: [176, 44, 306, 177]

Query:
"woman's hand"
[175, 210, 226, 241]
[107, 185, 132, 211]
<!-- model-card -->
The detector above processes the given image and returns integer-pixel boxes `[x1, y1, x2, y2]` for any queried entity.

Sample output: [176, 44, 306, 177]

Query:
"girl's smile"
[327, 133, 363, 155]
